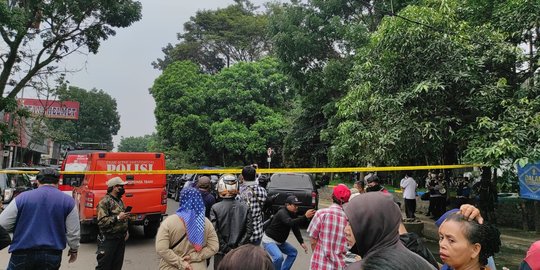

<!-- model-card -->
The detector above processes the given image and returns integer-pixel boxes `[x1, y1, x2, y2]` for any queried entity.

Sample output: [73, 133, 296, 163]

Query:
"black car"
[267, 173, 319, 215]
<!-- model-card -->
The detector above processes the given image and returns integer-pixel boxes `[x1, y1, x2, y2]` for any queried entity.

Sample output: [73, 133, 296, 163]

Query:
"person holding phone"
[96, 177, 130, 270]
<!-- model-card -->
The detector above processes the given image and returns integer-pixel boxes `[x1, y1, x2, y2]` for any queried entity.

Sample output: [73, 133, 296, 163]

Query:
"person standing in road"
[197, 176, 216, 218]
[96, 177, 130, 270]
[263, 195, 316, 270]
[0, 168, 80, 270]
[238, 165, 267, 245]
[156, 187, 218, 270]
[400, 173, 418, 219]
[308, 184, 351, 270]
[210, 174, 253, 269]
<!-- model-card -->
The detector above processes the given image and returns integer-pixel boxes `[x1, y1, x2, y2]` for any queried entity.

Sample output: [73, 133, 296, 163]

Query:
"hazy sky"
[62, 0, 269, 148]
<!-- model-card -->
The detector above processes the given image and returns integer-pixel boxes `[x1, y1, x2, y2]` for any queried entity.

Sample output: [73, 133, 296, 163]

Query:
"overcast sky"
[61, 0, 270, 148]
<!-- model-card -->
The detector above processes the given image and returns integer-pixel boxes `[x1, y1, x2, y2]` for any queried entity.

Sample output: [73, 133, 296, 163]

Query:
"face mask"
[117, 187, 125, 196]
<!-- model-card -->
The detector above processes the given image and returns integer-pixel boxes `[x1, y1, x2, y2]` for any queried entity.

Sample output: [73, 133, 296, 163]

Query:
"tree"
[152, 0, 270, 73]
[47, 86, 121, 149]
[0, 0, 142, 113]
[150, 58, 291, 166]
[118, 134, 156, 152]
[332, 3, 516, 167]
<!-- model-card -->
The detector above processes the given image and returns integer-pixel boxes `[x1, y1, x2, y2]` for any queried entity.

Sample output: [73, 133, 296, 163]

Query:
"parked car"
[267, 173, 319, 215]
[0, 169, 34, 204]
[6, 167, 48, 188]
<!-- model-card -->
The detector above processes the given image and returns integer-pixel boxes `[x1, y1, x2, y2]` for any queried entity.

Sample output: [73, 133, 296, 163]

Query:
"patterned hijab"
[176, 187, 206, 251]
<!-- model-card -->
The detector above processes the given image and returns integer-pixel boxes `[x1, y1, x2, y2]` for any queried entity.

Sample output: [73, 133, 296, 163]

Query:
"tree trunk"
[521, 200, 530, 231]
[535, 200, 540, 233]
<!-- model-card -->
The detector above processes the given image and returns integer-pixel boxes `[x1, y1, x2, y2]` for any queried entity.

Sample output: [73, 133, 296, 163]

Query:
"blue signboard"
[517, 163, 540, 201]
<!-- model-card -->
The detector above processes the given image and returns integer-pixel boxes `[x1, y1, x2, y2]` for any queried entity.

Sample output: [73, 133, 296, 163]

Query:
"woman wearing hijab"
[520, 240, 540, 270]
[156, 187, 218, 270]
[343, 192, 435, 270]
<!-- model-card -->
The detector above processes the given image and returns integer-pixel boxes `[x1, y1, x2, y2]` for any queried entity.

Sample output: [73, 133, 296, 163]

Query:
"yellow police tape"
[0, 164, 481, 175]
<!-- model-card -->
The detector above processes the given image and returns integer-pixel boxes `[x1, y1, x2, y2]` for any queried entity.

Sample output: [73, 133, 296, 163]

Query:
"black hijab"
[344, 192, 402, 258]
[344, 193, 435, 270]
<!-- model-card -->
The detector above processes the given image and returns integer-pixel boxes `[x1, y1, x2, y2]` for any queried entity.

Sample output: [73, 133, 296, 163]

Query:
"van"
[72, 152, 167, 242]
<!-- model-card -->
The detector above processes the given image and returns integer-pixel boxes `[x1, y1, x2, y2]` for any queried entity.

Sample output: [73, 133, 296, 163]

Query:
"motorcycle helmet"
[217, 174, 239, 198]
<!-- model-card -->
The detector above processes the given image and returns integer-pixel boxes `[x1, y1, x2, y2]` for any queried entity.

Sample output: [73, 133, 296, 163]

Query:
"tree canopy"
[151, 58, 291, 167]
[47, 86, 121, 149]
[0, 0, 142, 111]
[118, 134, 156, 152]
[152, 0, 270, 73]
[149, 0, 540, 174]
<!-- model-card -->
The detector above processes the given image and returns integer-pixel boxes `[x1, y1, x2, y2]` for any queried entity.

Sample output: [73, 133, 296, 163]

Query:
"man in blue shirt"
[0, 168, 80, 270]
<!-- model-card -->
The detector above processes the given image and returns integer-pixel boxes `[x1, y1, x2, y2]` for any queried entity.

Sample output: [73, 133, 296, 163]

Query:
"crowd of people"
[0, 167, 538, 270]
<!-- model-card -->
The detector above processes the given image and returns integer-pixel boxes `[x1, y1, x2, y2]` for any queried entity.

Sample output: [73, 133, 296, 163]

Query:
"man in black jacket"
[210, 174, 253, 269]
[262, 195, 316, 270]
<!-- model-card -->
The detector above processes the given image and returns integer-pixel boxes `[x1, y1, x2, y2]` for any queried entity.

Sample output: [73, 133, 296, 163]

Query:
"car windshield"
[269, 174, 313, 189]
[0, 173, 30, 189]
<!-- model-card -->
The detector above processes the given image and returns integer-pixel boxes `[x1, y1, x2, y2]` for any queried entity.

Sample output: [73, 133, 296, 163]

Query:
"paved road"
[0, 199, 313, 270]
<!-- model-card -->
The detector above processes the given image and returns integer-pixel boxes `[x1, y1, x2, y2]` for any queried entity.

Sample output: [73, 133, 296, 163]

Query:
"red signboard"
[19, 98, 80, 120]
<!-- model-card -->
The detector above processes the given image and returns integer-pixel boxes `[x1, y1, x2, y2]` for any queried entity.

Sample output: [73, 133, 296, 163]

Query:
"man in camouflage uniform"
[96, 177, 130, 270]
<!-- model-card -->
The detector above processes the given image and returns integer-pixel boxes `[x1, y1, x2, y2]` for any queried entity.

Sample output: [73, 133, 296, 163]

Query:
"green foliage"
[47, 86, 121, 149]
[118, 134, 156, 152]
[151, 58, 291, 166]
[0, 0, 142, 112]
[332, 4, 516, 167]
[152, 0, 270, 73]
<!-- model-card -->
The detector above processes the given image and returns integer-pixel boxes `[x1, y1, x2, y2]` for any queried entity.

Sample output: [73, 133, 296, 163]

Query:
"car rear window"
[269, 174, 313, 189]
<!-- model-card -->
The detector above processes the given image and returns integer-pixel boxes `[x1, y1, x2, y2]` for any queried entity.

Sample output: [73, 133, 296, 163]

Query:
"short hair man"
[308, 184, 351, 270]
[96, 177, 130, 270]
[262, 195, 316, 270]
[210, 174, 253, 268]
[0, 168, 80, 269]
[238, 165, 267, 245]
[197, 176, 216, 218]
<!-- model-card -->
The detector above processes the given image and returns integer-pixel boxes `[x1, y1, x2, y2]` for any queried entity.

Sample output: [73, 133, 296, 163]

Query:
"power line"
[378, 0, 491, 47]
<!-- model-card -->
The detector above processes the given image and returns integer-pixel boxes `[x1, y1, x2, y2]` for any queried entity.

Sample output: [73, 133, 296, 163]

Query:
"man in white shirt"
[400, 173, 418, 219]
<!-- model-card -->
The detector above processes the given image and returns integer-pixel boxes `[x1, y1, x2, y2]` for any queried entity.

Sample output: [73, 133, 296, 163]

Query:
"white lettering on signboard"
[106, 163, 154, 171]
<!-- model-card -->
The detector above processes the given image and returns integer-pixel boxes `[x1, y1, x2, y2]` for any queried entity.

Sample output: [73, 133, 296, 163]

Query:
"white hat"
[107, 177, 127, 187]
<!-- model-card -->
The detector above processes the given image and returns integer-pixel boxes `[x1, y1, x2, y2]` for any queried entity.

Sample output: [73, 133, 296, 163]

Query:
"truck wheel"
[80, 223, 98, 243]
[144, 221, 160, 238]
